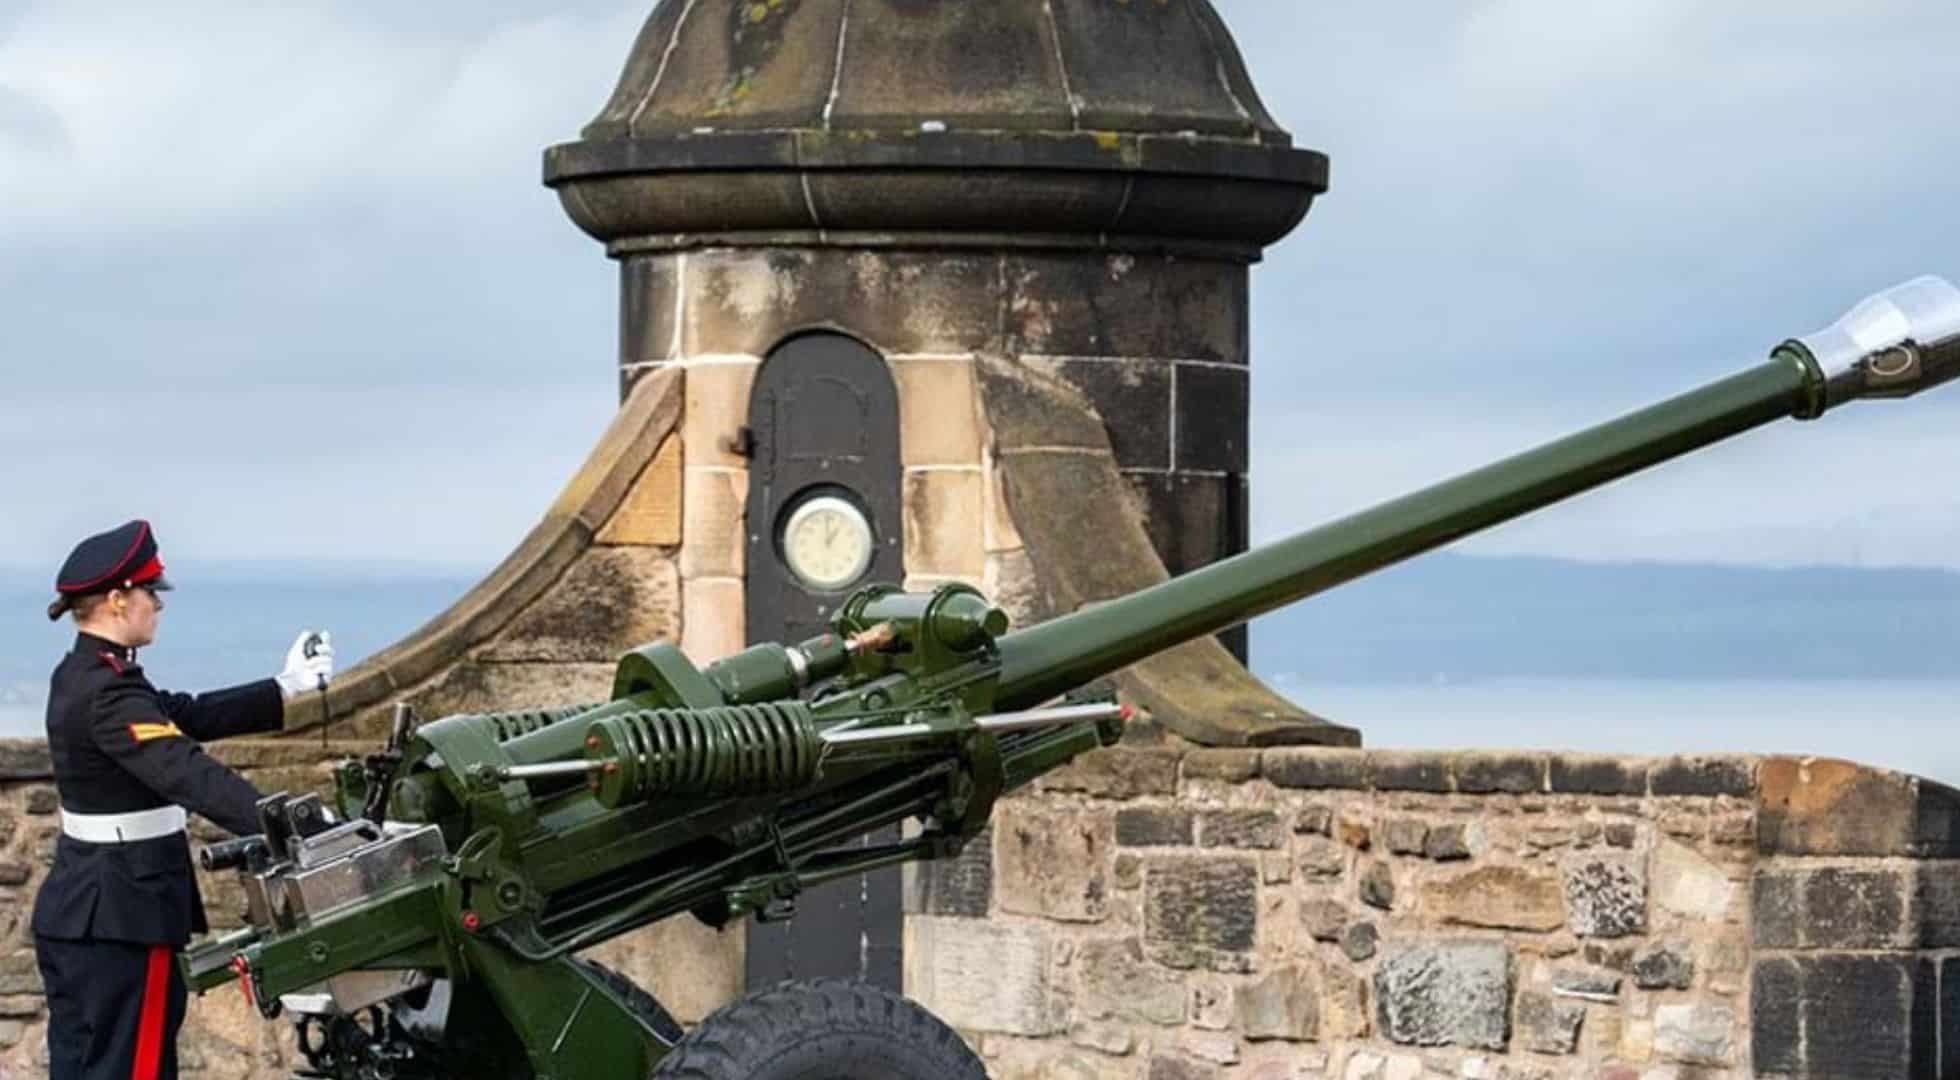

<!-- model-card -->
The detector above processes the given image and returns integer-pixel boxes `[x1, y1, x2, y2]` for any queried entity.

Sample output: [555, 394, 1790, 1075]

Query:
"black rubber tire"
[574, 957, 688, 1048]
[646, 978, 984, 1080]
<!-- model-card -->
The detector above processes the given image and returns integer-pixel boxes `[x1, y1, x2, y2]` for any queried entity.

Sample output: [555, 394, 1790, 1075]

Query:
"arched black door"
[743, 332, 905, 992]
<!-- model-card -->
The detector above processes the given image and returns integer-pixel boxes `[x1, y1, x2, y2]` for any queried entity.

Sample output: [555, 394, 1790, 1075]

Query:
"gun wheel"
[647, 978, 983, 1080]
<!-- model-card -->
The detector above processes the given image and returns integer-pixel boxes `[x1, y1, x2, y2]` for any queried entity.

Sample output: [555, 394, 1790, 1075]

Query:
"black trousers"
[36, 935, 185, 1080]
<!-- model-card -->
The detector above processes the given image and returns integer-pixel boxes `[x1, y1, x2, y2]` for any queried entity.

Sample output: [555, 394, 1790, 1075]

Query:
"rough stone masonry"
[905, 735, 1960, 1079]
[0, 733, 1955, 1077]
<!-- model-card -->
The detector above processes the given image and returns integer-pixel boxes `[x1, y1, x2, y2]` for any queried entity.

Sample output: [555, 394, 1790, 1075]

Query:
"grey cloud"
[0, 83, 68, 156]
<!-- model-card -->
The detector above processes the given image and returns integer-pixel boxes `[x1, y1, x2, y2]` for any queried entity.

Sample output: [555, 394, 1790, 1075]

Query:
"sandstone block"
[1182, 750, 1259, 783]
[895, 356, 983, 467]
[1294, 806, 1333, 836]
[1650, 755, 1755, 797]
[1423, 823, 1481, 861]
[677, 466, 745, 578]
[1301, 899, 1348, 942]
[906, 825, 992, 917]
[1145, 1056, 1217, 1080]
[1199, 811, 1282, 850]
[1075, 938, 1185, 1026]
[681, 358, 760, 470]
[481, 546, 681, 663]
[1116, 808, 1193, 847]
[1804, 866, 1905, 948]
[1630, 941, 1693, 990]
[1653, 1001, 1734, 1066]
[1550, 966, 1621, 999]
[680, 577, 746, 665]
[1358, 861, 1395, 911]
[1297, 837, 1347, 882]
[1321, 962, 1371, 1040]
[1374, 940, 1511, 1050]
[595, 434, 682, 545]
[1563, 857, 1647, 938]
[23, 788, 55, 816]
[1381, 819, 1428, 856]
[997, 804, 1113, 923]
[0, 742, 51, 780]
[1369, 751, 1451, 792]
[1454, 752, 1544, 794]
[1190, 975, 1233, 1031]
[1649, 839, 1739, 922]
[1548, 754, 1648, 795]
[1422, 866, 1565, 932]
[1043, 749, 1181, 799]
[1145, 858, 1258, 953]
[1069, 1020, 1136, 1056]
[1516, 991, 1583, 1055]
[1264, 750, 1369, 791]
[1237, 965, 1319, 1042]
[904, 469, 988, 578]
[1341, 922, 1379, 962]
[906, 916, 1055, 1035]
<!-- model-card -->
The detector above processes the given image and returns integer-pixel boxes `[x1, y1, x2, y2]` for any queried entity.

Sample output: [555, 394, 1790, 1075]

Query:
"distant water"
[1266, 677, 1960, 790]
[8, 679, 1956, 789]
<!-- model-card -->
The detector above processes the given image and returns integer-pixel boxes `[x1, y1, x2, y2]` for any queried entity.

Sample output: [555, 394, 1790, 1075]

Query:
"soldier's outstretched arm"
[153, 679, 285, 743]
[89, 672, 265, 836]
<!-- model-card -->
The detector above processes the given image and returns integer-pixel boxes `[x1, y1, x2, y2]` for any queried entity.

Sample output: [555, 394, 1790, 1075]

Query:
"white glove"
[275, 630, 334, 701]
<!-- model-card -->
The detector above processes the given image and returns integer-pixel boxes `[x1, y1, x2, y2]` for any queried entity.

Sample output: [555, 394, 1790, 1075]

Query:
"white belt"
[60, 806, 188, 844]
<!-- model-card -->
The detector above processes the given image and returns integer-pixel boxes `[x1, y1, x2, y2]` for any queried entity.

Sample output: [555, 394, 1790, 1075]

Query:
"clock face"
[780, 494, 875, 592]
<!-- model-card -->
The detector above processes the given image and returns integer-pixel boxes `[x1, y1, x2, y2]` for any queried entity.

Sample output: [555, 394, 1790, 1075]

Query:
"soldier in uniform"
[31, 520, 335, 1080]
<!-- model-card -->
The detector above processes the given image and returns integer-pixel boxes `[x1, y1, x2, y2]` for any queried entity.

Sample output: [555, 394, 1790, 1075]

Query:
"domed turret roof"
[581, 0, 1291, 144]
[546, 0, 1326, 256]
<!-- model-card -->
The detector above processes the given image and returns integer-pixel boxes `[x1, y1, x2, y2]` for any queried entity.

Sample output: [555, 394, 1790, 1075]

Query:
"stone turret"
[545, 0, 1350, 751]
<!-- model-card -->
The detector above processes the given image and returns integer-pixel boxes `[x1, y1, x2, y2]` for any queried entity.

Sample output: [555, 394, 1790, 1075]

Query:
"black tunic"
[31, 633, 284, 945]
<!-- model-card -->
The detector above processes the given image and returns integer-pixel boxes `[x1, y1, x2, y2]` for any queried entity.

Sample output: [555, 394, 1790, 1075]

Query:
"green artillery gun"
[183, 278, 1960, 1079]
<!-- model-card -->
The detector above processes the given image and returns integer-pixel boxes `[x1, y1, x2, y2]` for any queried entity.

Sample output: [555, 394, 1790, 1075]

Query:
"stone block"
[480, 546, 681, 663]
[1300, 899, 1348, 942]
[585, 916, 743, 1027]
[1145, 858, 1258, 953]
[1942, 956, 1960, 1078]
[619, 254, 678, 366]
[1144, 1056, 1218, 1080]
[681, 358, 760, 470]
[683, 250, 998, 358]
[1381, 819, 1428, 856]
[1075, 938, 1186, 1026]
[23, 788, 55, 816]
[1548, 754, 1648, 795]
[1751, 869, 1801, 949]
[1172, 362, 1249, 473]
[1358, 861, 1395, 911]
[1043, 749, 1182, 799]
[1649, 754, 1755, 797]
[1916, 862, 1960, 947]
[906, 825, 992, 917]
[1190, 975, 1233, 1031]
[0, 865, 26, 888]
[1422, 866, 1565, 932]
[1603, 823, 1638, 849]
[676, 466, 745, 578]
[1630, 942, 1694, 990]
[997, 804, 1113, 923]
[1182, 749, 1259, 784]
[1263, 749, 1369, 791]
[1804, 866, 1905, 948]
[1423, 823, 1480, 862]
[1803, 954, 1911, 1077]
[1025, 356, 1172, 470]
[1550, 967, 1621, 999]
[1295, 806, 1333, 837]
[1116, 808, 1194, 847]
[0, 742, 51, 780]
[1757, 756, 1947, 857]
[1563, 857, 1647, 938]
[1653, 1001, 1734, 1067]
[1004, 253, 1246, 363]
[1369, 751, 1451, 793]
[596, 434, 683, 546]
[1199, 811, 1282, 850]
[903, 469, 988, 578]
[1374, 940, 1511, 1050]
[1649, 839, 1739, 923]
[982, 458, 1026, 554]
[1237, 965, 1319, 1042]
[1069, 1020, 1137, 1056]
[1341, 922, 1378, 962]
[894, 356, 983, 467]
[908, 916, 1055, 1036]
[1454, 752, 1544, 795]
[680, 577, 746, 665]
[1517, 991, 1583, 1055]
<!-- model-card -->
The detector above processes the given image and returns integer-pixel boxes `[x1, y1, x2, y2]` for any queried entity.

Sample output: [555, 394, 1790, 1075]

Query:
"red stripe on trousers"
[130, 945, 170, 1080]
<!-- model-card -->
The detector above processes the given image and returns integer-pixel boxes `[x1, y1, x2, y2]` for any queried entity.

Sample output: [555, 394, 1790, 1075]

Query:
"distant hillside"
[1249, 553, 1960, 683]
[4, 555, 1956, 709]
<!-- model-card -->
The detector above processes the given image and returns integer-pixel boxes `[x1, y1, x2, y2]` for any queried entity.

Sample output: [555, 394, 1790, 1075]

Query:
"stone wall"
[905, 738, 1960, 1079]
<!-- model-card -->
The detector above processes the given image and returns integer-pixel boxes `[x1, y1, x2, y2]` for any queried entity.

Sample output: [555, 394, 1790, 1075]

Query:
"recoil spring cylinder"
[585, 702, 824, 808]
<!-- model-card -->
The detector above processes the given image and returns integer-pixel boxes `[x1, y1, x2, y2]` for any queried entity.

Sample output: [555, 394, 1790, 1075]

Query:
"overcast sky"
[3, 1, 1959, 576]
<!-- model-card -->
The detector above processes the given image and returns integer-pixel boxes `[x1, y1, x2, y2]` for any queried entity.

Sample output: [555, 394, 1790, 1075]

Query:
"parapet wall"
[0, 735, 1952, 1077]
[905, 738, 1960, 1079]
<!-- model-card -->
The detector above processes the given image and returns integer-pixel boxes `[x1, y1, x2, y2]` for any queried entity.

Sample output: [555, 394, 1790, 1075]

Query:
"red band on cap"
[125, 555, 164, 587]
[56, 521, 151, 592]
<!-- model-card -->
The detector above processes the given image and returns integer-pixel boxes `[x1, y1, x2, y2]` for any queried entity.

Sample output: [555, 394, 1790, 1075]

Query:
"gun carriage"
[183, 278, 1960, 1079]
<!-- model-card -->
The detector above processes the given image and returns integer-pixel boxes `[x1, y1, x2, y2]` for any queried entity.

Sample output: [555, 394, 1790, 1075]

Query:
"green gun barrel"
[996, 276, 1960, 709]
